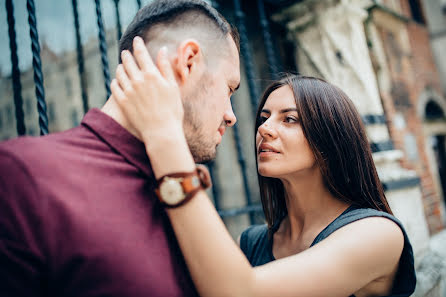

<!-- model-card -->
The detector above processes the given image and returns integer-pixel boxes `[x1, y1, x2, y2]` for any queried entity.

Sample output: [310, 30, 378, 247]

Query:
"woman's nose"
[258, 121, 277, 139]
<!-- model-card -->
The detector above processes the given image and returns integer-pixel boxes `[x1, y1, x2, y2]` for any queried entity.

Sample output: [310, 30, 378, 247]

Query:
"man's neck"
[101, 96, 142, 140]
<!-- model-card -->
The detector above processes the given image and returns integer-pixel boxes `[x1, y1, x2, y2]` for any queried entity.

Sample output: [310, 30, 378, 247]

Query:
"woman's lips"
[258, 143, 280, 154]
[258, 151, 280, 157]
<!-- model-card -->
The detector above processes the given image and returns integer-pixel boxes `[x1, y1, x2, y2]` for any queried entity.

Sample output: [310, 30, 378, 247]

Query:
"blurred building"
[1, 0, 446, 295]
[267, 1, 446, 295]
[0, 29, 119, 141]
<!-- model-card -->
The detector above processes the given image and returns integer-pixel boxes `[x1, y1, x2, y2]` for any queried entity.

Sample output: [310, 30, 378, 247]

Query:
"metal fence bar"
[232, 123, 255, 224]
[233, 0, 260, 113]
[209, 0, 258, 224]
[95, 0, 112, 100]
[72, 0, 90, 114]
[113, 0, 122, 41]
[6, 0, 26, 136]
[232, 0, 260, 225]
[207, 161, 221, 210]
[27, 0, 49, 135]
[257, 0, 280, 80]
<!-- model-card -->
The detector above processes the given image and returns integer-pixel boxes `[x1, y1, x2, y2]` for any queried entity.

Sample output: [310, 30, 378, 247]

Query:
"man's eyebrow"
[260, 108, 298, 114]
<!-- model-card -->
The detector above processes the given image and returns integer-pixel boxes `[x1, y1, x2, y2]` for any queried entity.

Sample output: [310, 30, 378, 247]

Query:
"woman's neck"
[278, 169, 350, 244]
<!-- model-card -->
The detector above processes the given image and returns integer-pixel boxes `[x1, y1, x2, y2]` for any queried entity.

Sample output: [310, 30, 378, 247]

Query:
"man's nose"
[224, 106, 237, 127]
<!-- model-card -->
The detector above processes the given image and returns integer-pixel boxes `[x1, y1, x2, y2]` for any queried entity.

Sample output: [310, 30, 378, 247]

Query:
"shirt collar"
[81, 108, 153, 177]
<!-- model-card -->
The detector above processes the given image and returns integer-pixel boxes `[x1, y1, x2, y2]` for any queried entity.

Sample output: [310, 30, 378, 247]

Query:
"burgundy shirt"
[0, 108, 198, 297]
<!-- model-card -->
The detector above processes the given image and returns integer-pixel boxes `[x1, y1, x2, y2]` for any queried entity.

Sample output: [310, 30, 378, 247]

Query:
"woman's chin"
[258, 167, 278, 178]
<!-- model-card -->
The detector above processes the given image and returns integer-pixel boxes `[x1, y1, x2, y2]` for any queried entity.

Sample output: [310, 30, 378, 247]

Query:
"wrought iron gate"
[3, 0, 296, 232]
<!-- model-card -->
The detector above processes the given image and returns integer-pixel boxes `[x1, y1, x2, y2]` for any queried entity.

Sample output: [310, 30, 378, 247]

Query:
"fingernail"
[161, 46, 168, 56]
[134, 36, 143, 43]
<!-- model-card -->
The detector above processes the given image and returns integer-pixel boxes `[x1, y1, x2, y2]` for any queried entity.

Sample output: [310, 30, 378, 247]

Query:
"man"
[0, 0, 240, 296]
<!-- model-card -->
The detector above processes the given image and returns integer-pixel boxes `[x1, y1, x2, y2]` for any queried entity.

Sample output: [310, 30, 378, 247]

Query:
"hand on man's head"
[112, 36, 184, 143]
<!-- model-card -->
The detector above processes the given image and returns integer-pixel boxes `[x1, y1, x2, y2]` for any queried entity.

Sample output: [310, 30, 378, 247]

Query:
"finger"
[110, 79, 126, 102]
[156, 47, 176, 84]
[115, 64, 132, 91]
[133, 36, 157, 74]
[121, 50, 143, 81]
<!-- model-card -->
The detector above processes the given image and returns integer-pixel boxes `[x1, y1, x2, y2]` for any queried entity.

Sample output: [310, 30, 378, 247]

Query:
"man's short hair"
[119, 0, 239, 63]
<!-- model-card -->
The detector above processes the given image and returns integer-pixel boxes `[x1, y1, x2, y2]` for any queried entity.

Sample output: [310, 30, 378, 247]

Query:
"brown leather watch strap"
[155, 165, 212, 208]
[155, 170, 198, 184]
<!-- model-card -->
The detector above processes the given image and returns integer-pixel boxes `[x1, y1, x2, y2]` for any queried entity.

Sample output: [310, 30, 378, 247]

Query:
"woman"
[111, 38, 416, 297]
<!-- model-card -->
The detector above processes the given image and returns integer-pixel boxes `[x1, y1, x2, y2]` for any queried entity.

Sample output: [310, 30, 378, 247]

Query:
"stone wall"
[369, 2, 445, 234]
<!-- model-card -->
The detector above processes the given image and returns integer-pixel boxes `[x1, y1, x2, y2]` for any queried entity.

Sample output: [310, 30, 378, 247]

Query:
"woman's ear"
[174, 39, 203, 84]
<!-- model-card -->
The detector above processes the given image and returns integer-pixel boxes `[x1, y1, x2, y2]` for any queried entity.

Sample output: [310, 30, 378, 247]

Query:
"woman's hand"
[111, 36, 195, 177]
[111, 36, 183, 144]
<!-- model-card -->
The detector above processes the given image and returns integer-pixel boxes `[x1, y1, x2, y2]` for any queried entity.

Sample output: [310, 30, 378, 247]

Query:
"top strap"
[310, 207, 416, 297]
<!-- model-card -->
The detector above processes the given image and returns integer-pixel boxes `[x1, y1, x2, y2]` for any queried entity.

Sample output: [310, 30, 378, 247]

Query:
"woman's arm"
[112, 36, 404, 297]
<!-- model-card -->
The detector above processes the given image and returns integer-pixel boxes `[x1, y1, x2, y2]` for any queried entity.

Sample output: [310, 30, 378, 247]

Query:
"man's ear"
[173, 39, 203, 84]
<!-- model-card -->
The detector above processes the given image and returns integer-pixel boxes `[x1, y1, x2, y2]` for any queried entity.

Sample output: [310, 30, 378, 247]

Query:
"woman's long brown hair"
[255, 75, 392, 231]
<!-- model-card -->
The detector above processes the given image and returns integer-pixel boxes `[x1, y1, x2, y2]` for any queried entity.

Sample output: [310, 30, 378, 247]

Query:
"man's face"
[183, 36, 240, 163]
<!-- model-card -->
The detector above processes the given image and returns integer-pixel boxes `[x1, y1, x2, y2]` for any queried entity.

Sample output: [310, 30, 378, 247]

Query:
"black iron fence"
[3, 0, 415, 231]
[3, 0, 292, 226]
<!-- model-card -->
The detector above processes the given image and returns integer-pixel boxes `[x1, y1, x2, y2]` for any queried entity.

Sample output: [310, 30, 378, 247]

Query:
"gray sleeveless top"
[240, 206, 416, 297]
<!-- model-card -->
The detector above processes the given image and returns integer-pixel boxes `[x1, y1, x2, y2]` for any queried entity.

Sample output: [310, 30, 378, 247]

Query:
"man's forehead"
[226, 38, 241, 85]
[210, 35, 240, 87]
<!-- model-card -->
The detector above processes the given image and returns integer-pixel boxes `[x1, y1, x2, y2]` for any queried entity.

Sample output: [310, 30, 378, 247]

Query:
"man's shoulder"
[0, 136, 47, 166]
[0, 126, 91, 166]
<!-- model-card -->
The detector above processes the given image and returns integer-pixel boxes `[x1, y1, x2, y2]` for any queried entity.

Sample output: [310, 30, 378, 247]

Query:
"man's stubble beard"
[182, 80, 218, 164]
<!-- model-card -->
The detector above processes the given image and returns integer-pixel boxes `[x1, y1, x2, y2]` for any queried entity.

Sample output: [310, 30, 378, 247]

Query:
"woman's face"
[256, 85, 317, 178]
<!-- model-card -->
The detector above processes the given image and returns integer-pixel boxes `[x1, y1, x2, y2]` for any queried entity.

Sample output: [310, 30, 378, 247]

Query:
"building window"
[71, 109, 79, 127]
[65, 77, 72, 98]
[425, 100, 445, 120]
[25, 96, 32, 114]
[5, 105, 13, 124]
[48, 102, 56, 123]
[408, 0, 426, 24]
[28, 127, 36, 136]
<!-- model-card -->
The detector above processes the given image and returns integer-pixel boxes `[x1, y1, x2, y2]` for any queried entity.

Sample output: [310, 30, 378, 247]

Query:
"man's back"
[0, 108, 198, 297]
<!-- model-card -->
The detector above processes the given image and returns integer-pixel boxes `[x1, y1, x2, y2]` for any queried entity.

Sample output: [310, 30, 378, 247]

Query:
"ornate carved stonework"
[275, 1, 383, 115]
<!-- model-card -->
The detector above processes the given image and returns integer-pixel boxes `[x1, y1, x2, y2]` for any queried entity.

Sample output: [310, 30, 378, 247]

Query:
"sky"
[0, 0, 149, 76]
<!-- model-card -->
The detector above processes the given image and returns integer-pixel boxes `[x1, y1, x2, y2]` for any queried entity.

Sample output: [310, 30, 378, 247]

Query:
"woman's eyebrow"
[279, 108, 298, 113]
[260, 108, 297, 114]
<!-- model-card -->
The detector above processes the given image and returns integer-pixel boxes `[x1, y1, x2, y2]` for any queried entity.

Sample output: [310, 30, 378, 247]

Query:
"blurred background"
[1, 0, 446, 295]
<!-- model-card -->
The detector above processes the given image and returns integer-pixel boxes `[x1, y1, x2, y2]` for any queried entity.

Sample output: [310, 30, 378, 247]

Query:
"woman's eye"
[259, 116, 268, 124]
[285, 117, 298, 123]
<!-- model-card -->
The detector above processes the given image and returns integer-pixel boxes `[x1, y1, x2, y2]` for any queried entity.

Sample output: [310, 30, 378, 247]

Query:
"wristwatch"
[155, 165, 211, 208]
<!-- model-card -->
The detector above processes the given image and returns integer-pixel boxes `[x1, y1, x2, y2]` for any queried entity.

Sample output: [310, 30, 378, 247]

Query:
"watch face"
[159, 178, 185, 205]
